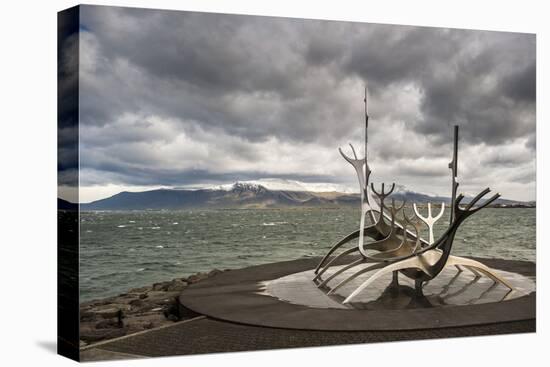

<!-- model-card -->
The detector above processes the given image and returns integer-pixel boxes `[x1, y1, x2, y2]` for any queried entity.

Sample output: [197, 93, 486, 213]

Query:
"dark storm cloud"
[81, 165, 335, 188]
[343, 26, 536, 147]
[501, 60, 536, 102]
[75, 5, 536, 201]
[58, 7, 80, 189]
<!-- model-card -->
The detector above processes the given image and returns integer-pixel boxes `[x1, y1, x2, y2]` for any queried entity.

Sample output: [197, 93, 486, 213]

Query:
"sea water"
[79, 208, 535, 302]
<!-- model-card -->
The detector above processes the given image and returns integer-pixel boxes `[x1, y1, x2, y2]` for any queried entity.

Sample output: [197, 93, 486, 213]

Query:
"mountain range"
[70, 182, 534, 211]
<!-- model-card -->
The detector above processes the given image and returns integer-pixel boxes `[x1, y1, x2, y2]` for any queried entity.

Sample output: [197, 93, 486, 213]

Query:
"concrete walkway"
[80, 315, 535, 361]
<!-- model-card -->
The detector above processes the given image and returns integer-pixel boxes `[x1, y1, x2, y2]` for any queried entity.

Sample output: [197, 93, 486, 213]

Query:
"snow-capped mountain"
[79, 180, 531, 210]
[209, 179, 356, 193]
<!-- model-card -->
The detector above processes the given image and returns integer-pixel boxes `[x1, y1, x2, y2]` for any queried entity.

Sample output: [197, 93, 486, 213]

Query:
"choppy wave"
[262, 221, 289, 226]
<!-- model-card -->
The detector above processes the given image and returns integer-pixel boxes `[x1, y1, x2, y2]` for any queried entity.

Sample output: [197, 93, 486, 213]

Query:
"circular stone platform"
[179, 256, 536, 331]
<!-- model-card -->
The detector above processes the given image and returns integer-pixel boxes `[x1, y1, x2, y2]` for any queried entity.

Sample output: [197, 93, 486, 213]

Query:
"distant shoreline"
[66, 204, 536, 212]
[59, 183, 535, 211]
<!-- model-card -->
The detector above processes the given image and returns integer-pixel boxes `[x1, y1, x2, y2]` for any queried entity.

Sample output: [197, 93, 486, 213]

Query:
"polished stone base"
[265, 265, 535, 310]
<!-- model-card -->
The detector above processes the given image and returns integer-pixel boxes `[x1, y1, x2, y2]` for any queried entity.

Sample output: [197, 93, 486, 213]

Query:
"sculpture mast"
[448, 125, 459, 224]
[364, 85, 368, 161]
[364, 85, 371, 193]
[363, 85, 376, 223]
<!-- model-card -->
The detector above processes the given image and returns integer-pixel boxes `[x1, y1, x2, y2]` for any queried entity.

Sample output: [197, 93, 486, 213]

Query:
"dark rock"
[94, 308, 120, 319]
[129, 286, 150, 293]
[95, 319, 120, 329]
[166, 279, 188, 291]
[187, 273, 208, 284]
[152, 282, 170, 291]
[208, 269, 222, 277]
[88, 300, 111, 307]
[163, 300, 180, 321]
[139, 293, 148, 299]
[166, 314, 179, 322]
[80, 310, 96, 322]
[129, 299, 143, 307]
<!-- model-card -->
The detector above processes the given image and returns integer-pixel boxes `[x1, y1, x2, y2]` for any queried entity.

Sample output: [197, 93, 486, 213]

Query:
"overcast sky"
[64, 5, 535, 203]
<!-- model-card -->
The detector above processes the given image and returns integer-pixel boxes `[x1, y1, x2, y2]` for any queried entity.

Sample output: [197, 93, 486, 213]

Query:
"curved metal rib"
[317, 257, 366, 288]
[318, 215, 402, 286]
[389, 198, 406, 218]
[445, 255, 514, 290]
[315, 210, 393, 282]
[367, 182, 396, 236]
[342, 256, 429, 303]
[360, 210, 397, 255]
[313, 246, 360, 281]
[313, 224, 383, 276]
[371, 182, 396, 197]
[338, 145, 368, 197]
[368, 210, 421, 261]
[323, 214, 414, 292]
[369, 183, 429, 246]
[338, 144, 378, 216]
[315, 205, 387, 277]
[327, 261, 388, 295]
[315, 226, 371, 274]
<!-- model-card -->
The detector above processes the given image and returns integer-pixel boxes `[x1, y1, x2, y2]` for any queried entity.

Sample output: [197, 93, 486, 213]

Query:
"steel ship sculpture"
[313, 87, 514, 304]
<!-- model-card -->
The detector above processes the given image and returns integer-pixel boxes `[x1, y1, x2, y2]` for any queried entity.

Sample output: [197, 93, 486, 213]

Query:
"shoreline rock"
[79, 268, 226, 346]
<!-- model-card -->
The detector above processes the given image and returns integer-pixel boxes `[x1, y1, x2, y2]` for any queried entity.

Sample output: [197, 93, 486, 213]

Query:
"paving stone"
[92, 317, 535, 359]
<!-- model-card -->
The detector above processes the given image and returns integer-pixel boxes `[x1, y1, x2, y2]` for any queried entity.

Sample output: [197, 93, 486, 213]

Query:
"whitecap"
[151, 226, 161, 229]
[156, 245, 164, 249]
[262, 221, 288, 226]
[172, 222, 179, 225]
[138, 227, 143, 230]
[117, 225, 127, 228]
[136, 268, 145, 272]
[129, 220, 135, 223]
